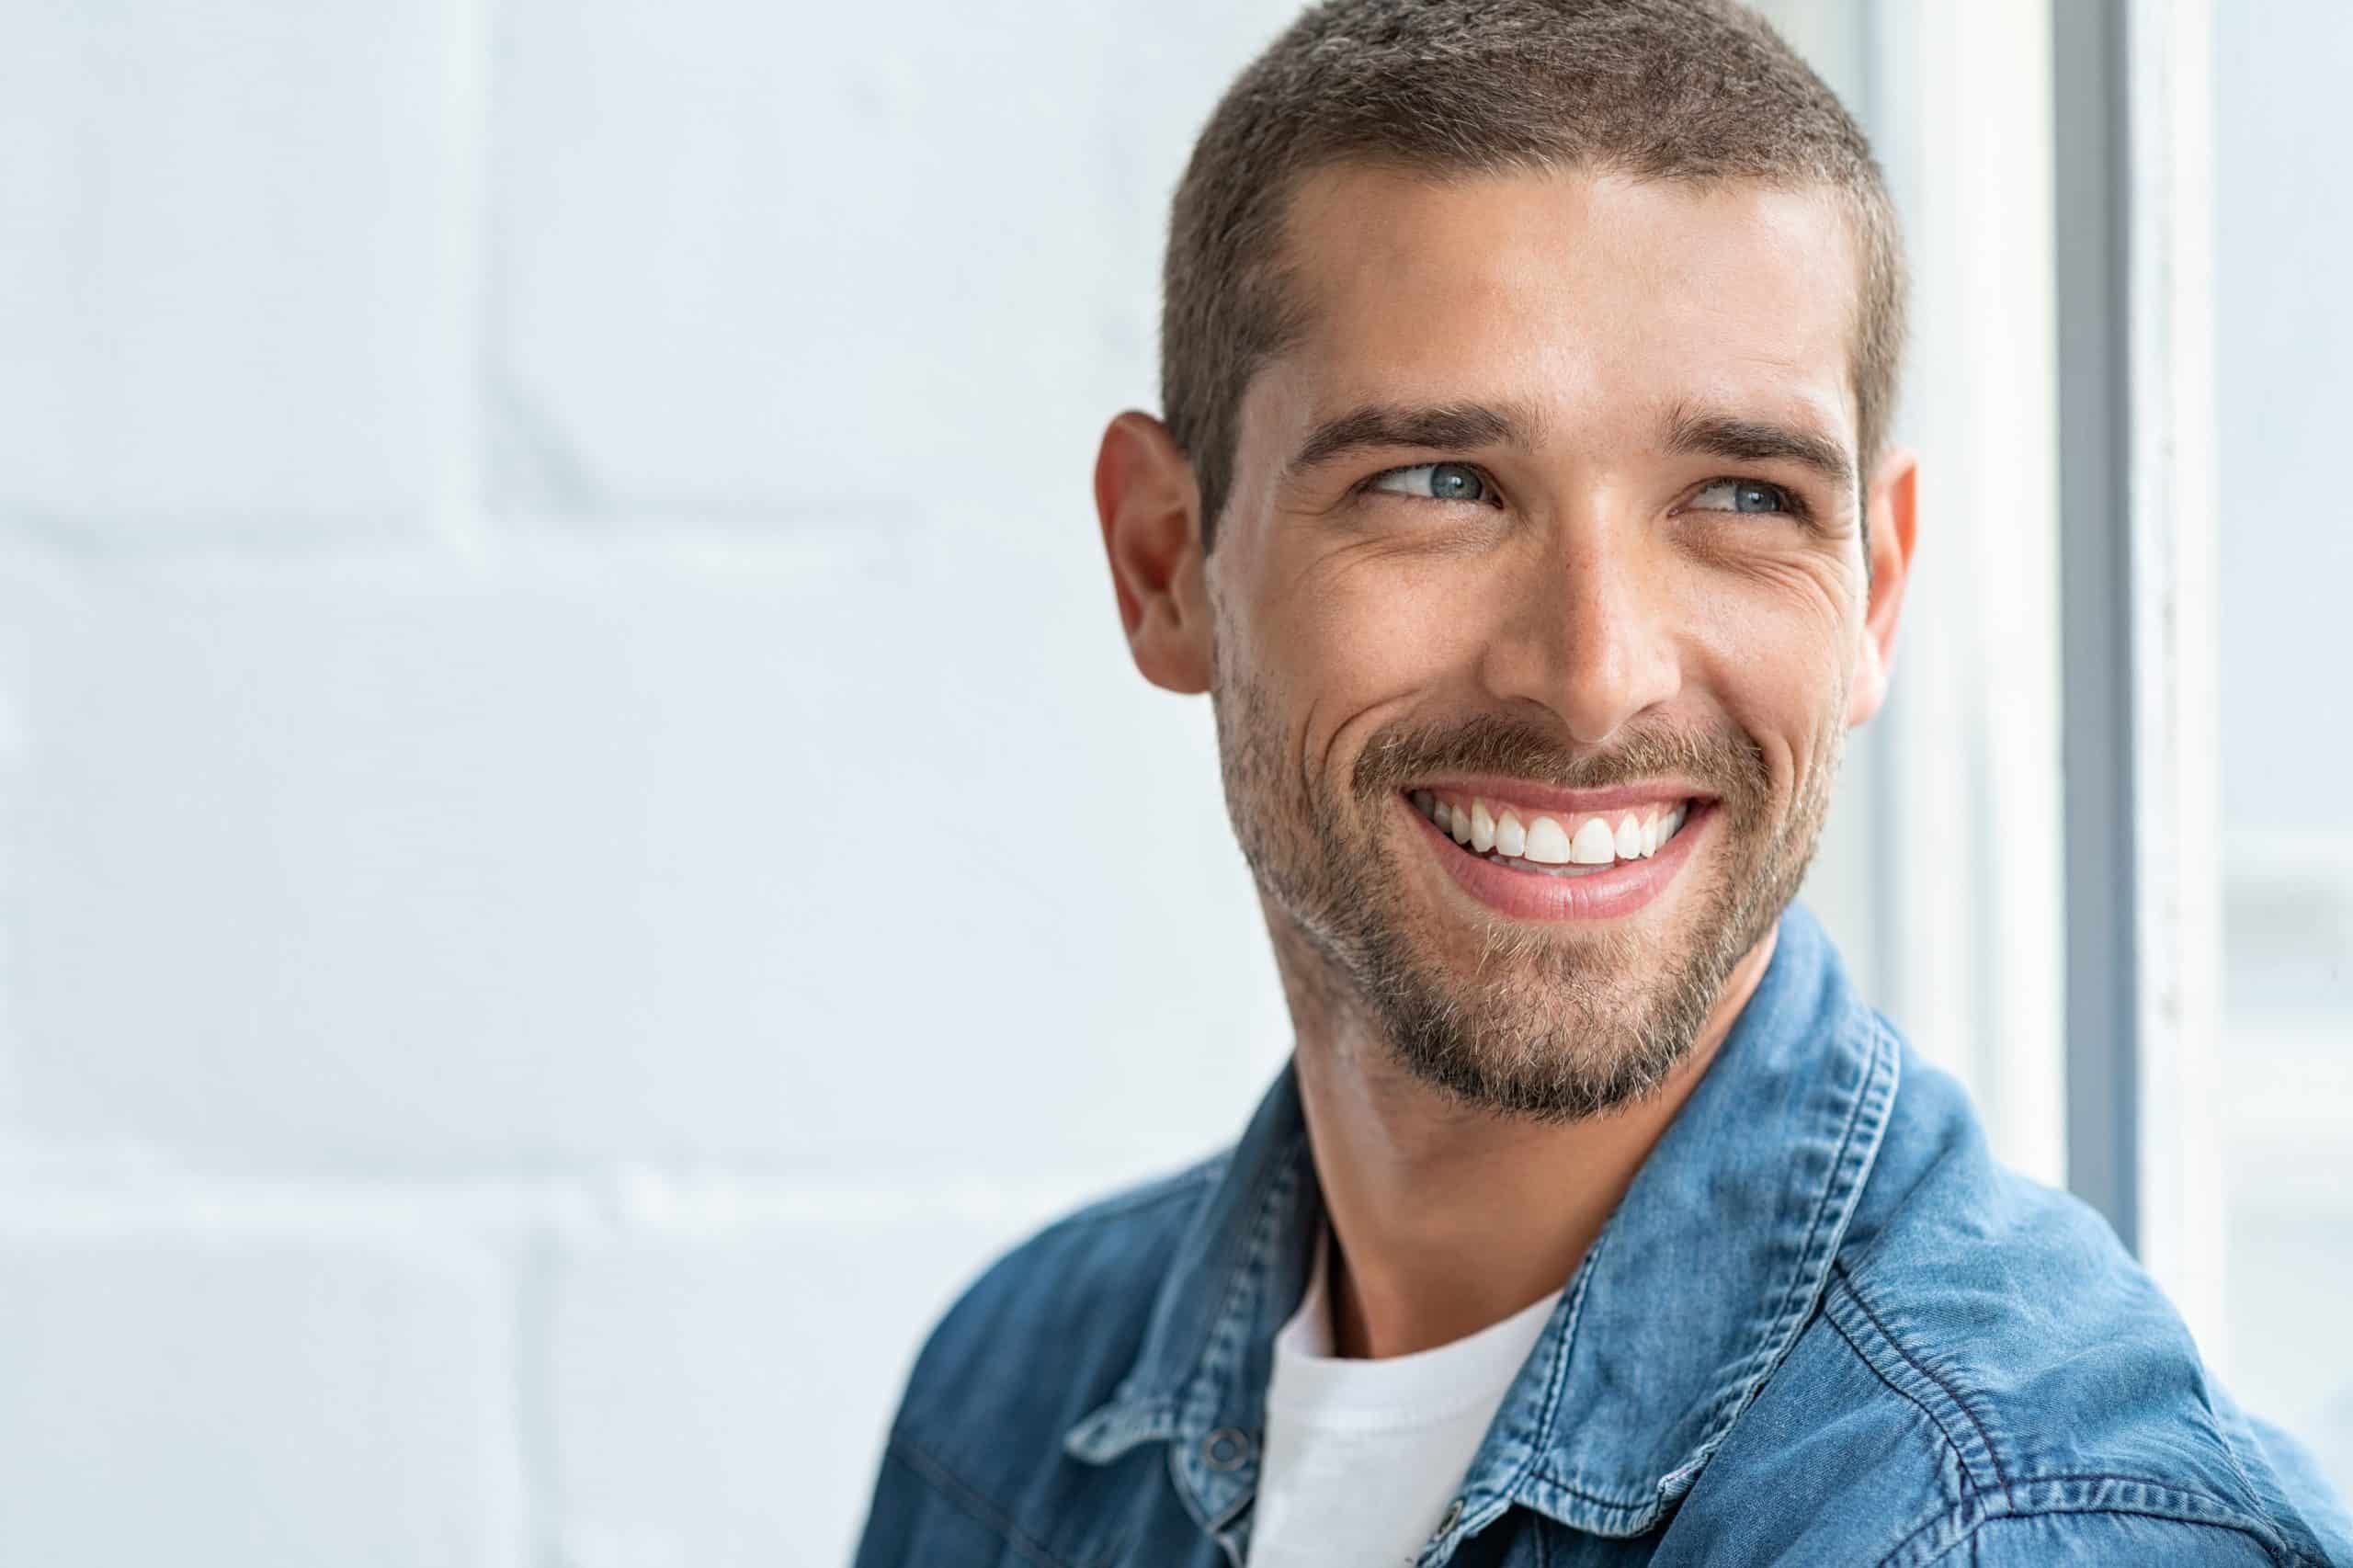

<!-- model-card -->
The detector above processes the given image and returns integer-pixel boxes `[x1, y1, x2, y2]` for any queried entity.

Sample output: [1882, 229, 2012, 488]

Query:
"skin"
[1095, 165, 1919, 1359]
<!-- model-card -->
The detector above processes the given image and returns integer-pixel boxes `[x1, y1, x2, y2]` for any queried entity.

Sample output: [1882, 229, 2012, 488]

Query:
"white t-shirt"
[1248, 1233, 1563, 1567]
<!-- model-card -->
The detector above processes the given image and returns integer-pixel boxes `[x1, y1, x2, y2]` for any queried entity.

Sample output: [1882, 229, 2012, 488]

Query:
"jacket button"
[1437, 1498, 1465, 1535]
[1201, 1426, 1253, 1471]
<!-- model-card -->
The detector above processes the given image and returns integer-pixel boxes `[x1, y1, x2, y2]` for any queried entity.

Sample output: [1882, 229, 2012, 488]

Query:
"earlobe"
[1846, 449, 1919, 728]
[1095, 411, 1213, 695]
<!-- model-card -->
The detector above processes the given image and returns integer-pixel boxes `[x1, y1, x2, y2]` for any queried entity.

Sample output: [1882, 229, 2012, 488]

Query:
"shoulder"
[1687, 1040, 2339, 1565]
[879, 1154, 1222, 1505]
[1824, 1052, 2225, 1498]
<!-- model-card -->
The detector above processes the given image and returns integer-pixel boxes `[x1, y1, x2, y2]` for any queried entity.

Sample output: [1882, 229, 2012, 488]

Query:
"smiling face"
[1099, 164, 1915, 1119]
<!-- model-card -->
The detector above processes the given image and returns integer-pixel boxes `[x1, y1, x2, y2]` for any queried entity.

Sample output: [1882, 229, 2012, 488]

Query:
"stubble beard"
[1211, 648, 1844, 1123]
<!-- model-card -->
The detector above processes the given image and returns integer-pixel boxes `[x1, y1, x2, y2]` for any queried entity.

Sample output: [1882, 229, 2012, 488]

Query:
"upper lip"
[1404, 777, 1713, 816]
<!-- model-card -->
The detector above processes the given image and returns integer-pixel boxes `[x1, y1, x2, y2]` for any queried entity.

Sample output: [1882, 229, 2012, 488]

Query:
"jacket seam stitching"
[1824, 1304, 1978, 1506]
[1885, 1497, 2297, 1568]
[1516, 1228, 1626, 1507]
[1059, 1161, 1231, 1420]
[2186, 1375, 2285, 1540]
[1701, 1008, 1884, 1426]
[1521, 1011, 1899, 1517]
[1169, 1130, 1303, 1415]
[886, 1430, 1091, 1568]
[1834, 1258, 2012, 1496]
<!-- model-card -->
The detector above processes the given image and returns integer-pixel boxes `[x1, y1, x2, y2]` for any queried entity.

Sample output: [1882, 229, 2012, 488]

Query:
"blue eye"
[1369, 462, 1492, 504]
[1688, 478, 1793, 515]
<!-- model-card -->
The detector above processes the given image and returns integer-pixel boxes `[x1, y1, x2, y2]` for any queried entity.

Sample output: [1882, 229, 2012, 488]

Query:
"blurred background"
[0, 0, 2344, 1562]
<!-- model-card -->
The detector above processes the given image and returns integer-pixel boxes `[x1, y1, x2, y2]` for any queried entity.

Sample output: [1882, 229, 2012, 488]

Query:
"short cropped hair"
[1162, 0, 1907, 547]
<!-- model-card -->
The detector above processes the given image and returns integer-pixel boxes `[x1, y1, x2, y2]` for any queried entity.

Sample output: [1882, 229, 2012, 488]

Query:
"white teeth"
[1522, 815, 1573, 864]
[1614, 813, 1643, 860]
[1425, 791, 1692, 868]
[1570, 817, 1617, 865]
[1495, 809, 1526, 858]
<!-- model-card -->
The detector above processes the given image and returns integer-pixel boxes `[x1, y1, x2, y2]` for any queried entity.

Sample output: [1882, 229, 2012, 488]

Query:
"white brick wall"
[0, 2, 1932, 1563]
[0, 0, 464, 538]
[0, 2, 1305, 1562]
[0, 1211, 518, 1566]
[545, 1192, 1064, 1568]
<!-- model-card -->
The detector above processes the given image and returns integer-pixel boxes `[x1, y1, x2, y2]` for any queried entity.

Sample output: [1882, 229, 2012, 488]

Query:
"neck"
[1274, 917, 1777, 1360]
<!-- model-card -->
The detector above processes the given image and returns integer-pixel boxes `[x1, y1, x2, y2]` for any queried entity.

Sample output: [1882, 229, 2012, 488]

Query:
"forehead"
[1257, 163, 1860, 454]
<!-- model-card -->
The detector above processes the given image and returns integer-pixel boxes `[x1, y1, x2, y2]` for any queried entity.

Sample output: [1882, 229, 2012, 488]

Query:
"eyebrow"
[1662, 406, 1856, 493]
[1281, 397, 1859, 494]
[1284, 401, 1540, 478]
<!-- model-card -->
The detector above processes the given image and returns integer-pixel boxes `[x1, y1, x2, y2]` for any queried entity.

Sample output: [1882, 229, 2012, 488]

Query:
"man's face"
[1199, 165, 1901, 1119]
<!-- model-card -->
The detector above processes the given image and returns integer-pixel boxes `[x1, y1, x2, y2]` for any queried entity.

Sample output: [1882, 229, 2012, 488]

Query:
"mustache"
[1351, 713, 1769, 809]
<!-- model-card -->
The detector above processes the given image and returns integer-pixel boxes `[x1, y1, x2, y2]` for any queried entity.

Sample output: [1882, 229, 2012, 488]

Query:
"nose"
[1477, 514, 1681, 745]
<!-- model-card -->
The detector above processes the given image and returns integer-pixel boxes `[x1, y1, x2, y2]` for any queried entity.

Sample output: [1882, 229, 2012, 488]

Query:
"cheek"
[1679, 569, 1856, 790]
[1258, 543, 1497, 742]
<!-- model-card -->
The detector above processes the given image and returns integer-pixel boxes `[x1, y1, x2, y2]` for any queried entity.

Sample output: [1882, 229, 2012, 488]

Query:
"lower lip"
[1404, 794, 1709, 923]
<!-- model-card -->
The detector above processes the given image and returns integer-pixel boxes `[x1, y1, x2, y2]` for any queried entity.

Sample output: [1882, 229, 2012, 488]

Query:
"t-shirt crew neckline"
[1247, 1227, 1567, 1565]
[1268, 1227, 1567, 1417]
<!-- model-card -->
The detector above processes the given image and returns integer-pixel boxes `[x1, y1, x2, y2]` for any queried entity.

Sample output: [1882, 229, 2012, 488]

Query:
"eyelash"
[1690, 477, 1812, 522]
[1358, 461, 1505, 506]
[1357, 464, 1813, 523]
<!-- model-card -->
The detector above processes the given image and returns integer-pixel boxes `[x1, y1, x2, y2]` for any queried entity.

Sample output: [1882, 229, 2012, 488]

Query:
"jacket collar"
[1063, 903, 1899, 1549]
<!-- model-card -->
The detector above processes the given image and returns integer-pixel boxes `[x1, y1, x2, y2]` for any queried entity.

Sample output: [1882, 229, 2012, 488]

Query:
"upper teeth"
[1411, 790, 1688, 865]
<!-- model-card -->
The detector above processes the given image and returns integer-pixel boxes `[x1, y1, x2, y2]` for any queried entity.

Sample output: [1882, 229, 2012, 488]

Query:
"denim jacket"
[854, 906, 2351, 1566]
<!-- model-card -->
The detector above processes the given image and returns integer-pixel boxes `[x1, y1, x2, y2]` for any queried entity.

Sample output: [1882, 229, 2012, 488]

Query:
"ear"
[1094, 411, 1212, 695]
[1846, 447, 1919, 727]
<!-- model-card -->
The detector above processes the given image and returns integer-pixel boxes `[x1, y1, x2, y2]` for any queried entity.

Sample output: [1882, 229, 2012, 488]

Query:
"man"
[855, 1, 2351, 1562]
